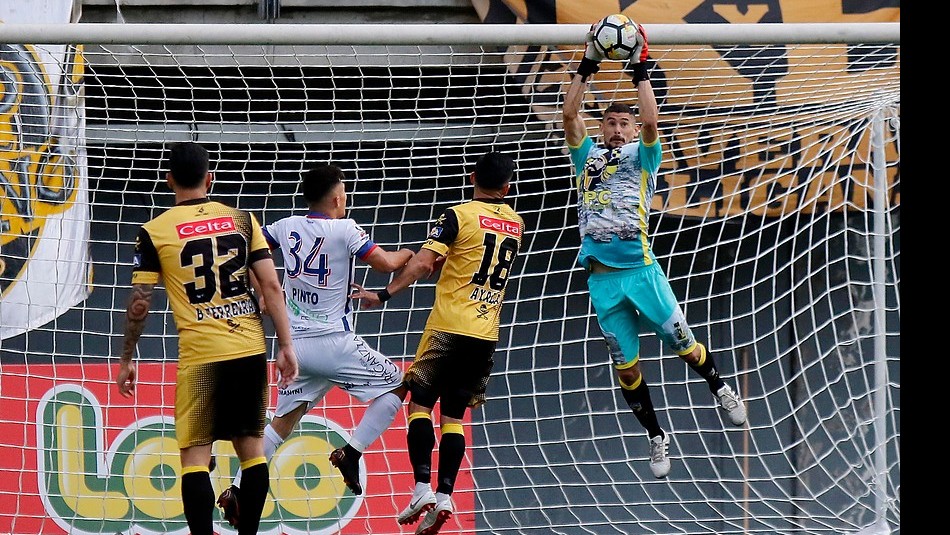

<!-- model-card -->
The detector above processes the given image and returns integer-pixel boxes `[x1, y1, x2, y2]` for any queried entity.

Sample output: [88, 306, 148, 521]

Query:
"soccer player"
[115, 142, 298, 535]
[561, 22, 746, 479]
[215, 163, 415, 528]
[354, 151, 525, 535]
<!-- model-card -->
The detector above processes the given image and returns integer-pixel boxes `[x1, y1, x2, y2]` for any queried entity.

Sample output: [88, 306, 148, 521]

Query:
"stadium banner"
[472, 0, 900, 218]
[0, 362, 475, 534]
[0, 0, 92, 340]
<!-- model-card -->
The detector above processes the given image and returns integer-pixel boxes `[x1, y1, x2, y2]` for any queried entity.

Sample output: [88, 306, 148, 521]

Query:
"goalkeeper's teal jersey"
[568, 135, 662, 270]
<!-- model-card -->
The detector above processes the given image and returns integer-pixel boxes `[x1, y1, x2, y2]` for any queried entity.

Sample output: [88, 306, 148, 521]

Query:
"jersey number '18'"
[472, 234, 518, 291]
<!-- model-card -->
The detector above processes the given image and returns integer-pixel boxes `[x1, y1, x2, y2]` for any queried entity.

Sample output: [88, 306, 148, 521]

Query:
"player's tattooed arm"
[120, 283, 154, 361]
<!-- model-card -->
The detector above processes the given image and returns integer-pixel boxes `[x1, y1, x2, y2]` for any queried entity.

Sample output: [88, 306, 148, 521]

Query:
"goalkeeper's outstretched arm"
[629, 22, 658, 145]
[563, 74, 590, 148]
[563, 27, 603, 148]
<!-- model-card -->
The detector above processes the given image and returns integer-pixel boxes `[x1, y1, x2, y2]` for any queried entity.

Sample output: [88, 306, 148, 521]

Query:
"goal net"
[0, 23, 900, 535]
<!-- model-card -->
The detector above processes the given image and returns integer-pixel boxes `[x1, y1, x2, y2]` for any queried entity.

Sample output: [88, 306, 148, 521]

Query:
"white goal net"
[0, 23, 899, 535]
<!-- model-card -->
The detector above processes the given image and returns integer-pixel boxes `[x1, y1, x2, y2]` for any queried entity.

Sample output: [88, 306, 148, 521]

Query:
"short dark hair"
[302, 164, 344, 203]
[473, 151, 515, 191]
[168, 142, 210, 188]
[603, 102, 635, 118]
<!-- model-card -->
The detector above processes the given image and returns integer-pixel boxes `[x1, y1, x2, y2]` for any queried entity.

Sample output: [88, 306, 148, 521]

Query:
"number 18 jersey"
[422, 199, 524, 341]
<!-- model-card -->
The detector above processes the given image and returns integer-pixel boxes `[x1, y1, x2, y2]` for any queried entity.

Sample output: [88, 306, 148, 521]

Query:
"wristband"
[577, 57, 601, 81]
[377, 288, 392, 303]
[631, 61, 650, 84]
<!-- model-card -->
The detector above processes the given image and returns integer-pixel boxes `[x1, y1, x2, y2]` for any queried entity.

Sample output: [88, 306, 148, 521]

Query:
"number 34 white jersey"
[263, 212, 378, 337]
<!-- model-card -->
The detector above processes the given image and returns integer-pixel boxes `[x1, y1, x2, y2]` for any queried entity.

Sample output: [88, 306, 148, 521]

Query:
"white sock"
[263, 424, 283, 459]
[435, 491, 451, 504]
[415, 481, 431, 495]
[233, 423, 284, 489]
[350, 392, 402, 452]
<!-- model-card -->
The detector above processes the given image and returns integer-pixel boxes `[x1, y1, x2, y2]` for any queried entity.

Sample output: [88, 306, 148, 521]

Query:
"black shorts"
[405, 329, 495, 416]
[175, 353, 267, 448]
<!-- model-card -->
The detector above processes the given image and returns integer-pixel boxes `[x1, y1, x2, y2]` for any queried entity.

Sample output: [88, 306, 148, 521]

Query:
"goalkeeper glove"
[577, 25, 604, 81]
[629, 23, 651, 84]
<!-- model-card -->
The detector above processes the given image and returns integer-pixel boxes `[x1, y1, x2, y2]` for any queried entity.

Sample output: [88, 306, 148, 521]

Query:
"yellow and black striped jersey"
[131, 198, 272, 365]
[421, 198, 524, 341]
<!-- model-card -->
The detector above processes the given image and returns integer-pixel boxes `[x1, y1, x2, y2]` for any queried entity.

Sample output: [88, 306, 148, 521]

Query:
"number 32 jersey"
[423, 199, 524, 341]
[131, 199, 271, 365]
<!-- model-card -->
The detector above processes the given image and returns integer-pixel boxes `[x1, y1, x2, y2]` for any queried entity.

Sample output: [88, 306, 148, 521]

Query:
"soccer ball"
[591, 14, 640, 61]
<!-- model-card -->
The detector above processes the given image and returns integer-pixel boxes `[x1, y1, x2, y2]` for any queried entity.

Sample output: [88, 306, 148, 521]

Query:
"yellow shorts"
[406, 329, 495, 413]
[175, 353, 267, 449]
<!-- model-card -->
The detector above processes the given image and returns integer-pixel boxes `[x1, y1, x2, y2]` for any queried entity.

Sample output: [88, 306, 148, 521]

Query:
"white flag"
[0, 0, 91, 339]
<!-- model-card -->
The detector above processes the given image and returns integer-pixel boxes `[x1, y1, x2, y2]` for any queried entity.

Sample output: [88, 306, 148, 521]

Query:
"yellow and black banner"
[474, 0, 899, 25]
[472, 0, 900, 219]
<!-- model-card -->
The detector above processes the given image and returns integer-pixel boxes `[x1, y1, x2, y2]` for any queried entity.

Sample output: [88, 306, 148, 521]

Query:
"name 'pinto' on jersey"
[421, 198, 524, 342]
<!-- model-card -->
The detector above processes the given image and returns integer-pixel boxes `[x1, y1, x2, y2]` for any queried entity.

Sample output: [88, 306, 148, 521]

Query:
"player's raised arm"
[563, 25, 604, 147]
[629, 22, 658, 145]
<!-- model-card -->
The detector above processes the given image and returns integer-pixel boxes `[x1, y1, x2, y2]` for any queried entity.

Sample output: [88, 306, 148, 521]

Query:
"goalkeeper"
[560, 20, 747, 479]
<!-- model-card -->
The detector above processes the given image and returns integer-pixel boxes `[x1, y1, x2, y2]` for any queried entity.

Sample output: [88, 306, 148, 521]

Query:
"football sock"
[237, 459, 269, 535]
[407, 412, 435, 484]
[687, 344, 726, 393]
[621, 380, 663, 438]
[351, 391, 402, 452]
[181, 467, 214, 535]
[435, 423, 465, 495]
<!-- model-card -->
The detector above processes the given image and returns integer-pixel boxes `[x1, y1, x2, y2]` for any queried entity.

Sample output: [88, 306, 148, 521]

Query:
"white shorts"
[274, 331, 404, 417]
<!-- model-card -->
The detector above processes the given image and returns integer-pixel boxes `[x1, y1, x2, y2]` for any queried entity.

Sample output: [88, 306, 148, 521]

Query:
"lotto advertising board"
[0, 363, 474, 534]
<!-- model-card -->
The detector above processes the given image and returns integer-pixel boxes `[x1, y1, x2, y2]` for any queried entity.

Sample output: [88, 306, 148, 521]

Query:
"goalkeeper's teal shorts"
[586, 262, 698, 368]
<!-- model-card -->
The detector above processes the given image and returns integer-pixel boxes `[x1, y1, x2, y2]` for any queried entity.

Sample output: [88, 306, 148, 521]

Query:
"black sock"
[181, 470, 214, 535]
[436, 430, 465, 495]
[621, 382, 663, 438]
[407, 417, 435, 484]
[237, 461, 269, 535]
[687, 344, 726, 393]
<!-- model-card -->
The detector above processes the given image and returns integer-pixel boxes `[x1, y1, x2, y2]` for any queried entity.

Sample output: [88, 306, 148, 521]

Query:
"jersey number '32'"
[180, 235, 248, 304]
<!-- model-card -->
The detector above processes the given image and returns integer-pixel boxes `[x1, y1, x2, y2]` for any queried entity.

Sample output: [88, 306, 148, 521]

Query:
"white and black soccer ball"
[591, 14, 640, 61]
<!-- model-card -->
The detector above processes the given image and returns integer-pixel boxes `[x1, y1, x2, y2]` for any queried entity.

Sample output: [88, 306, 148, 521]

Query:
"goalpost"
[0, 23, 899, 535]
